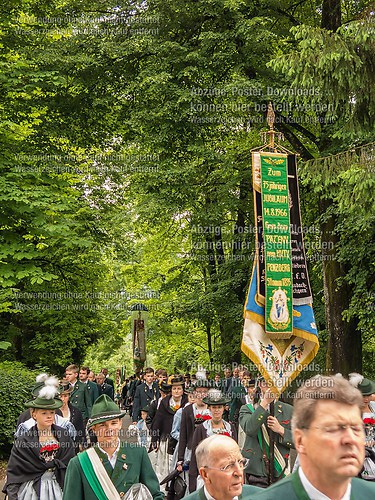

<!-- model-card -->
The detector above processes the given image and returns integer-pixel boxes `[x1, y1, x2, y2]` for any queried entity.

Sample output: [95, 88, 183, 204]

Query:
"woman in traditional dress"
[3, 385, 75, 499]
[188, 389, 236, 492]
[151, 375, 188, 488]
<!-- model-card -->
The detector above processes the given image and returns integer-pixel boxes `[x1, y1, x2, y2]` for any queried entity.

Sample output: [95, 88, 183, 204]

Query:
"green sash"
[258, 427, 284, 477]
[78, 450, 108, 500]
[247, 404, 286, 478]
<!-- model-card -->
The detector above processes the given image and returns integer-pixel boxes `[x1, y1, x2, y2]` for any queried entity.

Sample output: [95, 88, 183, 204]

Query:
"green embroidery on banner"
[260, 153, 293, 335]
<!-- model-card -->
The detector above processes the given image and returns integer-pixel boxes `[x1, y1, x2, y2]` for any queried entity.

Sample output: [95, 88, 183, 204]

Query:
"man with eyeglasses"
[253, 375, 375, 499]
[184, 434, 260, 499]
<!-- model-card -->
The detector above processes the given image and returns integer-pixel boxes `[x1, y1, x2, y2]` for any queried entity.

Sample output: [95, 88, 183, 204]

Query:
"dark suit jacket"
[185, 484, 260, 499]
[128, 378, 141, 398]
[132, 381, 160, 422]
[229, 385, 247, 422]
[121, 383, 128, 400]
[105, 376, 114, 388]
[85, 380, 99, 405]
[221, 376, 233, 395]
[70, 380, 92, 419]
[67, 402, 86, 450]
[177, 403, 196, 462]
[98, 382, 114, 400]
[146, 398, 159, 426]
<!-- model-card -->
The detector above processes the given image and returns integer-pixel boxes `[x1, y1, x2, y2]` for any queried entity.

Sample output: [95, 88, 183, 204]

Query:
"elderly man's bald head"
[195, 434, 240, 469]
[196, 435, 245, 500]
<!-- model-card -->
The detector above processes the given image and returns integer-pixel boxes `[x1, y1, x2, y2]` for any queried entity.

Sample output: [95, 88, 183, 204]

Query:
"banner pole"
[269, 401, 275, 485]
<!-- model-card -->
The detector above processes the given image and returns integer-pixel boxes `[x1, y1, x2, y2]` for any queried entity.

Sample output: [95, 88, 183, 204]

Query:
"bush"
[0, 361, 36, 458]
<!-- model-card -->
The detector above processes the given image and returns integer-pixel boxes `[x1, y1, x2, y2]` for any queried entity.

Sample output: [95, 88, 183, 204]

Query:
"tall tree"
[269, 0, 375, 374]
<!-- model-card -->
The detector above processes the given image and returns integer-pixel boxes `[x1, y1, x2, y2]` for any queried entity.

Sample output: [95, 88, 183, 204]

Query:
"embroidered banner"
[260, 153, 293, 336]
[242, 152, 319, 395]
[253, 153, 313, 307]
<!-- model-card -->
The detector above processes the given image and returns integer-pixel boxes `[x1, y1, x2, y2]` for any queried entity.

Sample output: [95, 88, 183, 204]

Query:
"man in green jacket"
[253, 375, 375, 499]
[239, 378, 293, 487]
[79, 365, 100, 406]
[65, 364, 92, 420]
[184, 434, 260, 500]
[63, 394, 163, 499]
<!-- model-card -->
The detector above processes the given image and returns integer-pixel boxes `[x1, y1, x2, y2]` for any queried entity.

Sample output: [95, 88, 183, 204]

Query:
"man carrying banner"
[239, 377, 293, 487]
[241, 112, 320, 489]
[63, 394, 163, 499]
[253, 375, 375, 499]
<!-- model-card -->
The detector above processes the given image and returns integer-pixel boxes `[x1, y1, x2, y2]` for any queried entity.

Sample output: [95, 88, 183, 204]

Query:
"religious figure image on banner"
[269, 288, 290, 327]
[242, 151, 319, 395]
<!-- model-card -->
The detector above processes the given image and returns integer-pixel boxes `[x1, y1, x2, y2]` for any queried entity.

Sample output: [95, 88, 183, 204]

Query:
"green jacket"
[70, 380, 92, 419]
[252, 471, 375, 499]
[86, 380, 100, 406]
[185, 484, 260, 499]
[239, 402, 294, 478]
[62, 442, 163, 499]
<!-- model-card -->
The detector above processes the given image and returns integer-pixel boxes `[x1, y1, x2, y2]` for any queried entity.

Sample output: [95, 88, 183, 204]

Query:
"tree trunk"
[317, 0, 362, 374]
[321, 0, 341, 31]
[320, 199, 362, 375]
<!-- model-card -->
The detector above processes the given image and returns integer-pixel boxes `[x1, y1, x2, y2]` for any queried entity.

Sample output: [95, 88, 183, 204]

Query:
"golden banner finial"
[267, 102, 275, 149]
[254, 101, 289, 154]
[266, 102, 275, 130]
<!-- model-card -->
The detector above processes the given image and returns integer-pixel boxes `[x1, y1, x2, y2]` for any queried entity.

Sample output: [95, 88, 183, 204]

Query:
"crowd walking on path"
[3, 365, 375, 499]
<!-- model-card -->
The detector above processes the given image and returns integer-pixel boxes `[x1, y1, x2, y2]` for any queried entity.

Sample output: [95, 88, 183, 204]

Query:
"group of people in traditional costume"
[3, 366, 375, 499]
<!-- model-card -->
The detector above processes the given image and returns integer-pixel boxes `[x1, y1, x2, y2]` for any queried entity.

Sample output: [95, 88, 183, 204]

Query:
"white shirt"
[98, 439, 121, 469]
[299, 467, 351, 500]
[245, 395, 254, 405]
[203, 486, 238, 500]
[60, 406, 71, 421]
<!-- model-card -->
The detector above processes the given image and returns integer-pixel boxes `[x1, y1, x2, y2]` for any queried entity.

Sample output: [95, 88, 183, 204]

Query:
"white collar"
[193, 404, 209, 416]
[97, 439, 120, 469]
[203, 486, 238, 500]
[299, 467, 351, 500]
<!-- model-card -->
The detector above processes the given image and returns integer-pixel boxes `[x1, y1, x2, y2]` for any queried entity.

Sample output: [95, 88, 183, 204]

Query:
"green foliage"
[0, 361, 36, 457]
[0, 0, 373, 376]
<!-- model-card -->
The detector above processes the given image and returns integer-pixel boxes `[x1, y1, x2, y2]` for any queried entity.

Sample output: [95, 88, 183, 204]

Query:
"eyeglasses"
[203, 458, 249, 473]
[304, 424, 365, 436]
